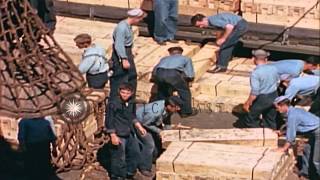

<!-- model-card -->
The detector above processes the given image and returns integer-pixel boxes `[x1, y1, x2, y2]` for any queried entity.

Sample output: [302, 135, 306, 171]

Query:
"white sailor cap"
[274, 96, 289, 105]
[252, 49, 270, 58]
[127, 8, 145, 17]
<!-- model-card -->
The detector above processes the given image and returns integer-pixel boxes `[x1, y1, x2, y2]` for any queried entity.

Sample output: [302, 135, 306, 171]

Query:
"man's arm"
[184, 57, 195, 80]
[217, 24, 234, 46]
[284, 84, 299, 101]
[244, 72, 259, 111]
[114, 27, 128, 60]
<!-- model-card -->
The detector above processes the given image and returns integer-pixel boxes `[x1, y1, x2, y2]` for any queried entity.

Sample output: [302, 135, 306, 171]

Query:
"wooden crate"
[0, 116, 19, 142]
[157, 142, 295, 180]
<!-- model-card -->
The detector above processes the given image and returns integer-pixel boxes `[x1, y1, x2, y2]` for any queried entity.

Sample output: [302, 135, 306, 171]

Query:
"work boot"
[140, 170, 154, 177]
[167, 39, 179, 43]
[156, 41, 166, 46]
[207, 66, 227, 73]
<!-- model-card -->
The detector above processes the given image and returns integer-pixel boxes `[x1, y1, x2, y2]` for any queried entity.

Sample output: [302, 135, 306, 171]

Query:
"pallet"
[156, 142, 295, 180]
[161, 128, 278, 148]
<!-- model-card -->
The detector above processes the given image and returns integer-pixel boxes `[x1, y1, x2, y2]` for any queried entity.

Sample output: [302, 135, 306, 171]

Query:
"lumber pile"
[161, 128, 278, 148]
[156, 142, 295, 180]
[0, 116, 19, 143]
[241, 0, 320, 29]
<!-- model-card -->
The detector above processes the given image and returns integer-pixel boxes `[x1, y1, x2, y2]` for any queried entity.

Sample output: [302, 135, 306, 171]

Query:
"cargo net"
[0, 0, 85, 118]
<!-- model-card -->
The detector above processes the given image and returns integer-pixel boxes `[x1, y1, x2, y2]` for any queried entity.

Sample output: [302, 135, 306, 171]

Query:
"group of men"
[241, 49, 319, 180]
[19, 1, 320, 180]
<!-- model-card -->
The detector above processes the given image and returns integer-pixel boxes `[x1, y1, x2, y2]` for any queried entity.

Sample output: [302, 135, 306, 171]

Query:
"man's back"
[154, 54, 195, 78]
[250, 64, 279, 95]
[270, 59, 304, 77]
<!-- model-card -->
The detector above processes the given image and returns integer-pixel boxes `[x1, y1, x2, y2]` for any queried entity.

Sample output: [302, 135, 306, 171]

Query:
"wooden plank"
[192, 44, 219, 82]
[216, 80, 250, 97]
[161, 128, 278, 148]
[156, 142, 192, 172]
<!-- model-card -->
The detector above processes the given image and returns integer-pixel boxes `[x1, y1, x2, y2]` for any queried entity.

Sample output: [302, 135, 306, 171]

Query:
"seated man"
[280, 74, 319, 106]
[152, 46, 197, 118]
[241, 49, 279, 129]
[105, 83, 146, 180]
[135, 96, 183, 177]
[274, 96, 319, 180]
[74, 33, 109, 89]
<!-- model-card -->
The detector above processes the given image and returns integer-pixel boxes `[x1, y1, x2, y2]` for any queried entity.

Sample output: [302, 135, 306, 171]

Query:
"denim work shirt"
[208, 13, 242, 28]
[250, 64, 279, 96]
[112, 20, 134, 59]
[78, 44, 109, 75]
[136, 100, 168, 134]
[286, 107, 319, 143]
[284, 75, 320, 100]
[105, 97, 138, 137]
[153, 54, 195, 78]
[270, 59, 304, 78]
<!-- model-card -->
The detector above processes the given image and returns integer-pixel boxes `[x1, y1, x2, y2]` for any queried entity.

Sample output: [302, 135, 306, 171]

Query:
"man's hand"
[274, 130, 283, 137]
[110, 133, 121, 145]
[122, 59, 130, 69]
[243, 101, 251, 112]
[135, 122, 147, 136]
[216, 38, 226, 46]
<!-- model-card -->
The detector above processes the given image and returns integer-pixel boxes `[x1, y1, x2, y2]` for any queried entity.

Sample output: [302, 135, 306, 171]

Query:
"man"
[191, 13, 248, 73]
[18, 117, 57, 180]
[29, 0, 56, 34]
[279, 74, 319, 105]
[270, 56, 318, 78]
[74, 33, 109, 89]
[105, 83, 146, 180]
[110, 9, 145, 100]
[153, 0, 178, 45]
[241, 49, 279, 129]
[152, 46, 197, 117]
[135, 96, 183, 177]
[274, 96, 319, 180]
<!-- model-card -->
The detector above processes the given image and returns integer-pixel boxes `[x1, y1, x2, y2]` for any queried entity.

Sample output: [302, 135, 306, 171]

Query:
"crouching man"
[74, 33, 109, 89]
[274, 96, 319, 180]
[105, 83, 146, 180]
[135, 96, 183, 177]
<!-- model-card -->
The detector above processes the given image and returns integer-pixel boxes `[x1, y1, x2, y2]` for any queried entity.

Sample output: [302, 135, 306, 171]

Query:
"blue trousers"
[137, 132, 155, 172]
[153, 0, 178, 42]
[217, 19, 248, 68]
[300, 128, 320, 179]
[242, 91, 278, 130]
[109, 134, 140, 179]
[109, 46, 137, 100]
